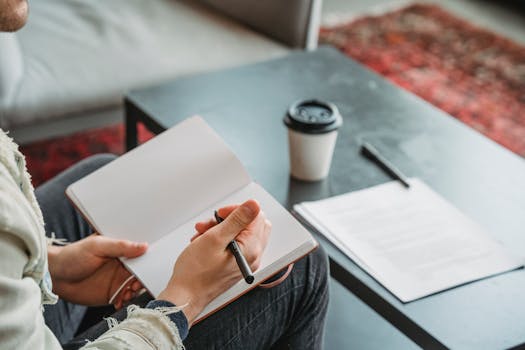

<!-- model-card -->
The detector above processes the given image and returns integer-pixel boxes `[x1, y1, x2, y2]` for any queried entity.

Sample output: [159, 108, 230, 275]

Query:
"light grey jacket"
[0, 130, 184, 349]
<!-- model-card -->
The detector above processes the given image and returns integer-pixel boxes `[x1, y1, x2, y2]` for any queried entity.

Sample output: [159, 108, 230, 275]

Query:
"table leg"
[125, 103, 138, 152]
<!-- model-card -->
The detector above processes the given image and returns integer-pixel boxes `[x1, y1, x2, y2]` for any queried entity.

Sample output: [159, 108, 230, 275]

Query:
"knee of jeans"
[79, 154, 117, 171]
[311, 244, 329, 278]
[310, 245, 329, 292]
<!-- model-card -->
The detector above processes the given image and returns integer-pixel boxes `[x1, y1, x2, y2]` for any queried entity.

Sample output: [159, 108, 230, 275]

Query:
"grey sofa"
[0, 0, 322, 143]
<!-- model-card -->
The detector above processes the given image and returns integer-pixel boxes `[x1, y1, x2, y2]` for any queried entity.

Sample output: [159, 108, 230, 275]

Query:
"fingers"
[192, 203, 244, 241]
[112, 276, 144, 308]
[215, 199, 260, 243]
[256, 219, 271, 261]
[194, 218, 216, 235]
[240, 216, 272, 272]
[190, 232, 201, 242]
[90, 235, 148, 259]
[131, 279, 142, 291]
[193, 205, 241, 240]
[217, 205, 239, 219]
[193, 203, 251, 236]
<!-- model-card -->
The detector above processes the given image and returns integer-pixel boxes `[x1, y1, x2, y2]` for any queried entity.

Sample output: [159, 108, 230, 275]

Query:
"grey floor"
[321, 1, 525, 349]
[324, 280, 420, 349]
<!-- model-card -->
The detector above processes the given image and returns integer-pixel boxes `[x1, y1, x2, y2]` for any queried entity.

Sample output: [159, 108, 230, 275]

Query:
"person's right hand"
[157, 199, 271, 325]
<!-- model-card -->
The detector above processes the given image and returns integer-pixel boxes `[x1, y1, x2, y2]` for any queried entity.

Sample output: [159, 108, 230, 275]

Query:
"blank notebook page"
[125, 181, 318, 319]
[67, 116, 250, 244]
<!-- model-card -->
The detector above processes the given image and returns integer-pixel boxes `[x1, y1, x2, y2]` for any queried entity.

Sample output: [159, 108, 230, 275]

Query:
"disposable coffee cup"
[283, 99, 342, 181]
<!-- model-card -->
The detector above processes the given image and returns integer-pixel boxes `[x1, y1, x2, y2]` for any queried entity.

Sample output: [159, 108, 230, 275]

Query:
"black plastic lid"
[283, 99, 342, 134]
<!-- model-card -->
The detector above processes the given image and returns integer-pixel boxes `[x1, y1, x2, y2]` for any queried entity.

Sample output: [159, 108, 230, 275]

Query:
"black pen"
[214, 210, 255, 284]
[360, 141, 411, 188]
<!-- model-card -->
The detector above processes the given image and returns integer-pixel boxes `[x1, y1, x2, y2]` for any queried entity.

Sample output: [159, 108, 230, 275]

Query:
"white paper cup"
[284, 100, 342, 181]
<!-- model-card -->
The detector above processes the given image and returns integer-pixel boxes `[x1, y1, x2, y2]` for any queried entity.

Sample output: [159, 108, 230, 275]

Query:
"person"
[0, 1, 329, 349]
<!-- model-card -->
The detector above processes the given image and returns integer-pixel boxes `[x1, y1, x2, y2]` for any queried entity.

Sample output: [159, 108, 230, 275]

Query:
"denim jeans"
[36, 154, 329, 349]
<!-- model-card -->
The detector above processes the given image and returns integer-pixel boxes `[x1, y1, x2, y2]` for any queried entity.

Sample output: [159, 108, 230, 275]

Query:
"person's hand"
[158, 199, 271, 325]
[47, 234, 148, 309]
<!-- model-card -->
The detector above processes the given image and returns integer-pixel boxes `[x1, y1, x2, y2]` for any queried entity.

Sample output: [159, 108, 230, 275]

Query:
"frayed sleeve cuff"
[146, 300, 189, 340]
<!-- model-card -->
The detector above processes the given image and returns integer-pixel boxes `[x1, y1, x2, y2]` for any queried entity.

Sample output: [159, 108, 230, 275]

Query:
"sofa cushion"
[201, 0, 321, 48]
[3, 0, 287, 128]
[0, 33, 23, 127]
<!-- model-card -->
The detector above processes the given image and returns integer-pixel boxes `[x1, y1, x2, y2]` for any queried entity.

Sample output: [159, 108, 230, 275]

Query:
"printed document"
[294, 179, 522, 302]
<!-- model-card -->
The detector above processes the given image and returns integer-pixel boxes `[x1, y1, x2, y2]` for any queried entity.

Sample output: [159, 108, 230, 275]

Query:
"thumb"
[90, 235, 148, 259]
[216, 199, 260, 243]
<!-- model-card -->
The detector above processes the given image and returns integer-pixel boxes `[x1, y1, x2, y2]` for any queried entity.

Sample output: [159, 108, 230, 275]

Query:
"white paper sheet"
[295, 179, 523, 302]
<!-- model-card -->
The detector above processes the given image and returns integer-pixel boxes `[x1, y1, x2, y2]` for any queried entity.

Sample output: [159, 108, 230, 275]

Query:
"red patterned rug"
[21, 124, 154, 186]
[21, 3, 525, 187]
[320, 3, 525, 156]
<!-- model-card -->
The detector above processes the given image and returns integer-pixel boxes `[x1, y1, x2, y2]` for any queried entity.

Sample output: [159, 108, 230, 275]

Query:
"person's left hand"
[47, 234, 148, 309]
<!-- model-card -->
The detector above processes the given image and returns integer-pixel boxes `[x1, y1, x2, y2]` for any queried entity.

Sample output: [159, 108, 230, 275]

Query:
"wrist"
[147, 300, 190, 339]
[47, 245, 63, 277]
[47, 245, 68, 295]
[157, 287, 204, 325]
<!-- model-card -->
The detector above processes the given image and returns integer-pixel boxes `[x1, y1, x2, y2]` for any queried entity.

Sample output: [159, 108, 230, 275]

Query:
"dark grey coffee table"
[125, 47, 525, 350]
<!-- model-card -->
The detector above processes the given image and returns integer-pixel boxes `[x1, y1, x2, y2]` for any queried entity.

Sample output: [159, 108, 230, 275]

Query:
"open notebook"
[66, 116, 318, 322]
